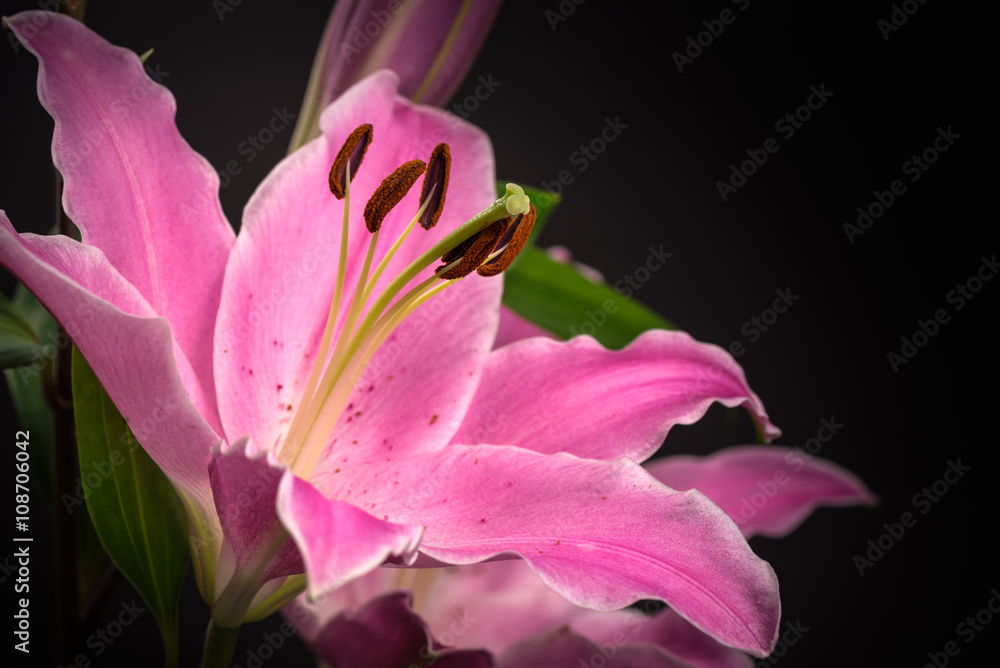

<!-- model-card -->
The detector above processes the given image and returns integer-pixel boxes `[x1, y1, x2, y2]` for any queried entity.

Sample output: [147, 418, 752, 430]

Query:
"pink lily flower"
[288, 446, 875, 667]
[2, 10, 782, 652]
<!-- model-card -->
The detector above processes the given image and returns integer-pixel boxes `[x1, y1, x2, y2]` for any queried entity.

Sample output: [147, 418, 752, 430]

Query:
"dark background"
[1, 0, 993, 666]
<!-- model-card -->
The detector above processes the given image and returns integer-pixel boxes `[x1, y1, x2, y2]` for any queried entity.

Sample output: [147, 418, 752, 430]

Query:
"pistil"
[278, 125, 532, 480]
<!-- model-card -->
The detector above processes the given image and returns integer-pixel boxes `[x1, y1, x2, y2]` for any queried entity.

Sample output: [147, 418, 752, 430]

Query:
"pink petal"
[318, 445, 780, 657]
[647, 446, 877, 538]
[0, 214, 219, 512]
[208, 438, 303, 584]
[6, 11, 235, 410]
[498, 627, 693, 668]
[451, 330, 780, 459]
[215, 70, 500, 463]
[416, 561, 751, 667]
[572, 608, 754, 668]
[276, 472, 424, 599]
[283, 569, 400, 641]
[293, 591, 493, 668]
[493, 305, 556, 349]
[419, 560, 591, 654]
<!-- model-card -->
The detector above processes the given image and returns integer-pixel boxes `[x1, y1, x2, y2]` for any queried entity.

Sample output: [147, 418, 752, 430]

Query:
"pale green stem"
[282, 167, 354, 454]
[199, 619, 241, 668]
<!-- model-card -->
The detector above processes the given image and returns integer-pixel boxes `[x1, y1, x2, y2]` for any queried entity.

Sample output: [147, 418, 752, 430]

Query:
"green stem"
[200, 619, 241, 668]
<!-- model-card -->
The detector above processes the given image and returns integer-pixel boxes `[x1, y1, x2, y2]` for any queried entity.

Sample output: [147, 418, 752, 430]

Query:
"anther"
[419, 143, 451, 230]
[477, 205, 537, 276]
[437, 219, 510, 280]
[363, 159, 427, 233]
[329, 124, 373, 199]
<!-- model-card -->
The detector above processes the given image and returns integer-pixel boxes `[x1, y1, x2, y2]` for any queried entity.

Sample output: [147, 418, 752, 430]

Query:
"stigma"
[277, 125, 533, 479]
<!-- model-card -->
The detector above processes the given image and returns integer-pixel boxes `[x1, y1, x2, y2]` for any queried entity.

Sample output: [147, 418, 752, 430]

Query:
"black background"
[0, 0, 994, 666]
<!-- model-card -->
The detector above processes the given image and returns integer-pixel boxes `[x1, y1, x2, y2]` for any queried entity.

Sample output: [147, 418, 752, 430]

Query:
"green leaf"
[72, 348, 188, 666]
[4, 362, 54, 508]
[502, 246, 676, 350]
[4, 285, 59, 507]
[0, 290, 46, 369]
[3, 284, 111, 605]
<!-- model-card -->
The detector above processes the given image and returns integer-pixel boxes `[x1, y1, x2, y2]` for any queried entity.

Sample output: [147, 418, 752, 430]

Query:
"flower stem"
[200, 619, 241, 668]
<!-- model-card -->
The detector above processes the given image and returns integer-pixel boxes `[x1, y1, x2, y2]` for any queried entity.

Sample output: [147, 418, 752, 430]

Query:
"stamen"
[477, 205, 537, 276]
[282, 173, 531, 477]
[437, 219, 509, 279]
[282, 156, 358, 456]
[363, 160, 426, 233]
[419, 143, 451, 229]
[329, 124, 373, 199]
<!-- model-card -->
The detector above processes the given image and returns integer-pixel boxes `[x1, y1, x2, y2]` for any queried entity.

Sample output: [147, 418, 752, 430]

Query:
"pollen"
[438, 219, 509, 279]
[279, 132, 532, 480]
[419, 143, 451, 229]
[329, 124, 373, 199]
[477, 205, 538, 276]
[364, 159, 426, 232]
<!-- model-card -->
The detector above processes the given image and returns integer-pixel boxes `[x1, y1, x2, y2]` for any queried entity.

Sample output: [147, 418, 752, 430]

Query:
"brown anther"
[437, 219, 510, 280]
[363, 159, 426, 233]
[419, 143, 451, 230]
[477, 205, 537, 276]
[440, 217, 503, 265]
[329, 124, 373, 199]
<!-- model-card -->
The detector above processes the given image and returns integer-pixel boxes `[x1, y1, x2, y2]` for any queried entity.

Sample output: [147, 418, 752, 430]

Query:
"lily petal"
[646, 446, 877, 538]
[408, 560, 751, 667]
[6, 11, 235, 410]
[498, 626, 694, 668]
[0, 214, 219, 513]
[451, 330, 780, 458]
[318, 445, 780, 656]
[215, 70, 500, 463]
[276, 471, 424, 599]
[571, 608, 754, 668]
[494, 305, 555, 349]
[298, 591, 493, 668]
[208, 438, 303, 588]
